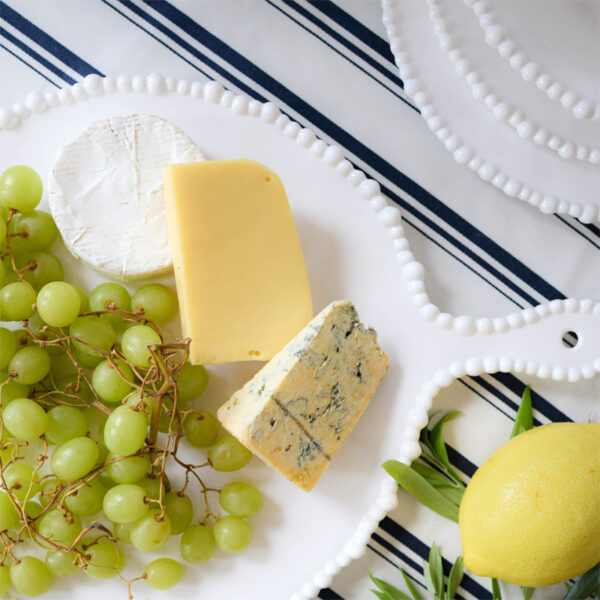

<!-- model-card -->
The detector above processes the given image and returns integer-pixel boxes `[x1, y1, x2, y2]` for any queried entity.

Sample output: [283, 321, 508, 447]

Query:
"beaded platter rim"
[465, 0, 600, 122]
[380, 0, 600, 224]
[1, 73, 599, 600]
[427, 0, 600, 165]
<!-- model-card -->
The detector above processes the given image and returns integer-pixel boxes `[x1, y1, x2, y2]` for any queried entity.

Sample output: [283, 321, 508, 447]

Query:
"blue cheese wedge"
[217, 300, 390, 491]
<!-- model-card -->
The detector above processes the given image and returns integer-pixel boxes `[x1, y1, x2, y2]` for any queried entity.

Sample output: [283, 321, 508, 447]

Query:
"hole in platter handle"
[454, 305, 600, 381]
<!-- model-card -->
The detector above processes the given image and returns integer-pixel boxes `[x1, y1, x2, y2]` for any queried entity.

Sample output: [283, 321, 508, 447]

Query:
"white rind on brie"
[48, 114, 204, 280]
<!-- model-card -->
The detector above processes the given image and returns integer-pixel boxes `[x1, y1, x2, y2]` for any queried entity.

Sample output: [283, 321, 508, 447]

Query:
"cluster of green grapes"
[0, 166, 264, 597]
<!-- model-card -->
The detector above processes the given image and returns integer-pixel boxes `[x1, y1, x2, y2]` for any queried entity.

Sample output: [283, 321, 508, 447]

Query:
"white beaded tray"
[381, 0, 600, 222]
[1, 75, 599, 600]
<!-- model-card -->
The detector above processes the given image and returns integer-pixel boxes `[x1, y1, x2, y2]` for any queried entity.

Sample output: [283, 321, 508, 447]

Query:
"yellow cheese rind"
[218, 300, 390, 491]
[163, 159, 313, 364]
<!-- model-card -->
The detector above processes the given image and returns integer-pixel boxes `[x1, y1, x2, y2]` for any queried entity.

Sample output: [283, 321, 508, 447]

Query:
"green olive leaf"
[562, 563, 600, 600]
[369, 573, 413, 600]
[429, 411, 464, 484]
[401, 570, 424, 600]
[492, 578, 503, 600]
[383, 460, 459, 523]
[520, 586, 535, 600]
[434, 484, 464, 507]
[429, 542, 444, 600]
[447, 556, 464, 600]
[511, 386, 533, 439]
[410, 462, 455, 487]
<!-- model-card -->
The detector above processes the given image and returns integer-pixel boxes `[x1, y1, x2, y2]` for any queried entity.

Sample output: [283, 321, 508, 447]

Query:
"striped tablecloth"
[1, 1, 598, 599]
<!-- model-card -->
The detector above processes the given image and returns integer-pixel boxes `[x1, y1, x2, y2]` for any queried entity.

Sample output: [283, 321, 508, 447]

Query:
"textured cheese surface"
[163, 159, 313, 365]
[48, 114, 204, 279]
[218, 300, 390, 491]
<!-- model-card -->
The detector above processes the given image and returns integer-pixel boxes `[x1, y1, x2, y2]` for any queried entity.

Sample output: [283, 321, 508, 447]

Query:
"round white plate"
[381, 0, 600, 222]
[1, 75, 599, 600]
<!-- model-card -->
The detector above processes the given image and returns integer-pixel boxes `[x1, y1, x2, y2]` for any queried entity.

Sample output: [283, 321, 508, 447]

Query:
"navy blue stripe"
[0, 41, 60, 86]
[490, 373, 573, 423]
[371, 532, 423, 575]
[404, 216, 525, 308]
[136, 0, 567, 305]
[265, 0, 416, 111]
[111, 0, 266, 101]
[467, 376, 544, 427]
[306, 0, 395, 62]
[367, 542, 428, 592]
[277, 0, 406, 92]
[378, 517, 491, 598]
[582, 222, 600, 237]
[445, 445, 477, 478]
[0, 2, 101, 77]
[459, 378, 516, 422]
[0, 27, 75, 84]
[317, 589, 344, 600]
[555, 215, 600, 251]
[101, 0, 214, 81]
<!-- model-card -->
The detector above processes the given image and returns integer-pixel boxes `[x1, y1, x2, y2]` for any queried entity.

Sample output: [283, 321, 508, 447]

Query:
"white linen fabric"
[0, 1, 598, 599]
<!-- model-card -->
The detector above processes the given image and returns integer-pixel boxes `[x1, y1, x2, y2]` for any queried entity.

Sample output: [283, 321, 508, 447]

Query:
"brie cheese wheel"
[48, 114, 204, 280]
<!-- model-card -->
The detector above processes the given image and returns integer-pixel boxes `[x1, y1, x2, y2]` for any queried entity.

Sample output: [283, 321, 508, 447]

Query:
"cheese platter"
[0, 74, 599, 600]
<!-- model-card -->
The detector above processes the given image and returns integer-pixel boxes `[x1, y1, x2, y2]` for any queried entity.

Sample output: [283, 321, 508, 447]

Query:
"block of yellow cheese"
[163, 159, 313, 364]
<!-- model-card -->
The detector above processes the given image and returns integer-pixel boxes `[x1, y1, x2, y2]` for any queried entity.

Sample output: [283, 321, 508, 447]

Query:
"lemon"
[459, 422, 600, 586]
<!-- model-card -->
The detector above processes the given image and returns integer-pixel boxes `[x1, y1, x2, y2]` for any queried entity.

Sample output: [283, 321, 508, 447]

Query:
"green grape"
[21, 251, 63, 289]
[219, 482, 263, 518]
[0, 166, 43, 212]
[85, 542, 125, 579]
[0, 564, 9, 596]
[131, 284, 175, 323]
[158, 401, 174, 433]
[10, 555, 52, 596]
[36, 281, 80, 327]
[135, 475, 164, 500]
[0, 429, 15, 464]
[180, 524, 216, 563]
[0, 217, 5, 242]
[214, 515, 252, 553]
[45, 550, 78, 576]
[8, 346, 51, 384]
[73, 284, 89, 312]
[9, 210, 57, 251]
[120, 325, 162, 368]
[0, 327, 15, 368]
[114, 521, 132, 544]
[0, 374, 29, 407]
[103, 404, 147, 456]
[143, 557, 183, 590]
[125, 391, 153, 424]
[208, 434, 252, 472]
[183, 410, 219, 448]
[89, 282, 131, 327]
[98, 470, 116, 490]
[63, 478, 104, 516]
[175, 363, 209, 404]
[57, 374, 94, 405]
[0, 491, 19, 530]
[130, 509, 171, 552]
[103, 483, 148, 523]
[92, 359, 133, 404]
[0, 258, 5, 286]
[74, 348, 103, 368]
[38, 509, 82, 546]
[46, 406, 88, 444]
[0, 281, 36, 320]
[50, 437, 99, 481]
[1, 269, 20, 287]
[106, 452, 149, 484]
[164, 491, 193, 535]
[3, 397, 48, 440]
[4, 463, 40, 502]
[70, 315, 116, 358]
[39, 478, 62, 507]
[25, 500, 43, 519]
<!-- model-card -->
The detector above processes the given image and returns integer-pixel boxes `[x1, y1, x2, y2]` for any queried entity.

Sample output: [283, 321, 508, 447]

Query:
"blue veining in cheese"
[217, 300, 390, 491]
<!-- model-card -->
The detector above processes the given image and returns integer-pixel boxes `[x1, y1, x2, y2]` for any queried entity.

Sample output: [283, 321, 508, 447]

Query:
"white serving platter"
[1, 75, 599, 600]
[381, 0, 600, 222]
